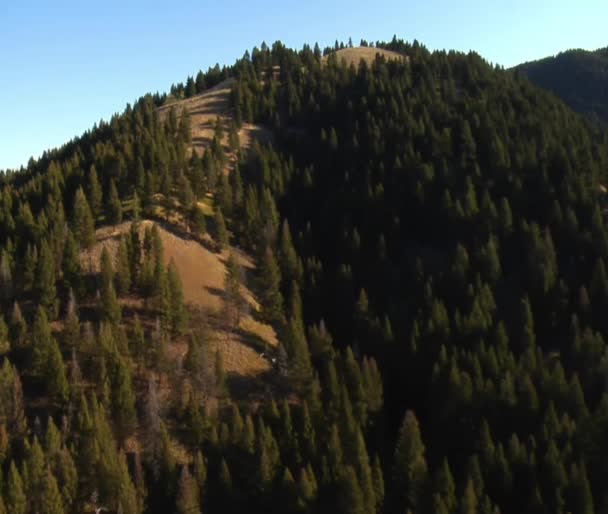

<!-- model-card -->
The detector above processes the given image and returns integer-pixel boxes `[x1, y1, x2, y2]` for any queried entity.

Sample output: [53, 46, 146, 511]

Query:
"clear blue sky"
[0, 0, 606, 171]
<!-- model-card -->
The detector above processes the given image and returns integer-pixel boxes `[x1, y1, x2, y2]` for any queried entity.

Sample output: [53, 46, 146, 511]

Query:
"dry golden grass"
[82, 220, 277, 378]
[326, 46, 408, 66]
[157, 78, 270, 156]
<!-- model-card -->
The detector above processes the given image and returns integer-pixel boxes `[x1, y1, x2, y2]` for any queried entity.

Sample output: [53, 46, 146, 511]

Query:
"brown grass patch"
[157, 78, 271, 156]
[82, 220, 277, 379]
[326, 46, 408, 66]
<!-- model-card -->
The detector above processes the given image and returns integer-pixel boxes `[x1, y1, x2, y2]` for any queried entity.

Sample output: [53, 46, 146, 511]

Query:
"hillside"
[515, 46, 608, 124]
[3, 36, 608, 514]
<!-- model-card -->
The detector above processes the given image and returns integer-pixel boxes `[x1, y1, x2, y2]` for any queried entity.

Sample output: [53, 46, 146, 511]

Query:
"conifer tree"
[259, 246, 284, 325]
[101, 279, 122, 325]
[372, 454, 385, 513]
[337, 465, 365, 514]
[112, 356, 137, 443]
[36, 241, 58, 318]
[223, 252, 245, 329]
[176, 465, 200, 514]
[23, 243, 38, 293]
[88, 165, 103, 217]
[189, 203, 207, 236]
[7, 461, 26, 514]
[116, 451, 140, 514]
[62, 230, 81, 295]
[72, 187, 96, 248]
[0, 316, 9, 356]
[285, 317, 313, 393]
[106, 179, 123, 225]
[167, 259, 188, 334]
[41, 468, 65, 514]
[390, 410, 428, 514]
[26, 437, 46, 509]
[214, 206, 229, 250]
[31, 305, 54, 375]
[115, 237, 132, 295]
[47, 339, 69, 406]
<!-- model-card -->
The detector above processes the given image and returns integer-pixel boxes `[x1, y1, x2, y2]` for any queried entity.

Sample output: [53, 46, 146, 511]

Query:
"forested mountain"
[0, 37, 608, 514]
[515, 46, 608, 125]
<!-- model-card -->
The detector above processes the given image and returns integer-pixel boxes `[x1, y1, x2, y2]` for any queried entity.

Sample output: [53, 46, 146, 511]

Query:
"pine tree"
[259, 246, 284, 325]
[36, 241, 58, 318]
[116, 451, 140, 514]
[337, 465, 365, 514]
[31, 305, 54, 375]
[372, 454, 385, 513]
[131, 316, 146, 370]
[101, 280, 122, 324]
[167, 259, 188, 334]
[41, 468, 65, 514]
[62, 230, 81, 295]
[390, 410, 428, 514]
[223, 252, 245, 329]
[7, 461, 26, 514]
[115, 238, 132, 295]
[47, 339, 69, 406]
[214, 207, 229, 249]
[106, 179, 123, 225]
[88, 165, 103, 217]
[25, 437, 46, 509]
[285, 317, 313, 393]
[72, 187, 95, 248]
[176, 465, 200, 514]
[280, 220, 302, 285]
[112, 356, 137, 443]
[0, 316, 9, 356]
[189, 203, 207, 236]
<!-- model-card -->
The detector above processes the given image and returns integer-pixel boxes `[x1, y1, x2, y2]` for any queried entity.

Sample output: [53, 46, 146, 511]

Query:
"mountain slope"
[3, 37, 608, 514]
[515, 46, 608, 124]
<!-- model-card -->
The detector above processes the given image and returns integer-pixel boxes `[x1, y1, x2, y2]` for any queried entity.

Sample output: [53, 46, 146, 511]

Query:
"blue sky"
[0, 0, 606, 170]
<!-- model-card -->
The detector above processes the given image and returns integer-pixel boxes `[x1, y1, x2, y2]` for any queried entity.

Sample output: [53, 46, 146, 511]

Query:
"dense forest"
[0, 37, 607, 514]
[516, 46, 608, 125]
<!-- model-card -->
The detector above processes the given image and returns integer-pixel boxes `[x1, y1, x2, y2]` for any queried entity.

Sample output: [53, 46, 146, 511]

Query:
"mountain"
[1, 38, 608, 514]
[515, 46, 608, 124]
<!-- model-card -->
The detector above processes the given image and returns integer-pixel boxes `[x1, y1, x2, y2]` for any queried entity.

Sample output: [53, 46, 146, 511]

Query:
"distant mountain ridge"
[515, 46, 608, 124]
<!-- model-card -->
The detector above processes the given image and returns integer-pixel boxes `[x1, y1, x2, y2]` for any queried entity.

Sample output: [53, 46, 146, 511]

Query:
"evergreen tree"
[259, 246, 284, 325]
[88, 165, 103, 217]
[62, 230, 82, 295]
[47, 339, 69, 406]
[41, 468, 65, 514]
[176, 465, 200, 514]
[115, 238, 132, 295]
[31, 305, 54, 376]
[72, 187, 96, 248]
[36, 241, 58, 318]
[167, 259, 188, 334]
[223, 252, 245, 329]
[112, 356, 137, 443]
[390, 410, 428, 514]
[337, 466, 365, 514]
[189, 203, 207, 236]
[7, 461, 26, 514]
[214, 207, 229, 249]
[106, 179, 123, 225]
